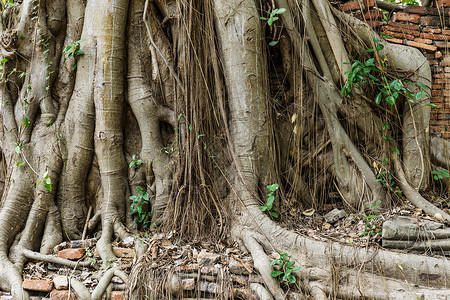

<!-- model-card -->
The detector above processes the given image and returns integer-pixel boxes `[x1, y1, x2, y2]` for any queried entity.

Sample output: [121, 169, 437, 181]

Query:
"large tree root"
[233, 205, 450, 299]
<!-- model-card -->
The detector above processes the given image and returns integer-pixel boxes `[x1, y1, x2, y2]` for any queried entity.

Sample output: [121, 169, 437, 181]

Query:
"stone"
[111, 291, 125, 300]
[52, 275, 68, 290]
[197, 249, 220, 265]
[49, 290, 76, 300]
[324, 208, 346, 224]
[57, 248, 85, 260]
[22, 279, 53, 292]
[182, 278, 195, 290]
[113, 247, 135, 258]
[229, 258, 250, 275]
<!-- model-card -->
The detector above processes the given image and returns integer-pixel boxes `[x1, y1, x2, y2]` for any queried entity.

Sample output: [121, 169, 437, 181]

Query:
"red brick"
[383, 30, 414, 40]
[382, 25, 420, 36]
[393, 12, 420, 23]
[23, 280, 53, 292]
[50, 290, 76, 300]
[366, 20, 382, 28]
[57, 248, 85, 260]
[387, 21, 419, 30]
[436, 0, 450, 7]
[405, 6, 448, 16]
[429, 60, 439, 65]
[423, 27, 442, 34]
[341, 0, 375, 11]
[421, 16, 443, 26]
[435, 41, 450, 48]
[364, 9, 384, 20]
[414, 38, 433, 45]
[405, 40, 437, 52]
[386, 38, 404, 45]
[111, 291, 125, 300]
[436, 51, 443, 59]
[432, 84, 443, 90]
[420, 32, 450, 41]
[433, 90, 443, 97]
[113, 247, 135, 258]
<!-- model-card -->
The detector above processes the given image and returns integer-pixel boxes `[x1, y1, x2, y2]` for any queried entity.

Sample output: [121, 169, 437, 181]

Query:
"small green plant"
[270, 250, 300, 284]
[130, 186, 151, 229]
[431, 169, 450, 181]
[361, 214, 382, 236]
[129, 155, 142, 169]
[341, 37, 431, 108]
[260, 8, 286, 46]
[260, 8, 286, 26]
[63, 39, 85, 70]
[36, 170, 52, 192]
[260, 183, 279, 218]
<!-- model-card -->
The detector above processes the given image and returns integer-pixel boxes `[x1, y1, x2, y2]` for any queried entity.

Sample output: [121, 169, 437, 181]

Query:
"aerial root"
[22, 249, 93, 269]
[70, 268, 128, 300]
[242, 233, 286, 300]
[309, 282, 327, 300]
[249, 283, 274, 300]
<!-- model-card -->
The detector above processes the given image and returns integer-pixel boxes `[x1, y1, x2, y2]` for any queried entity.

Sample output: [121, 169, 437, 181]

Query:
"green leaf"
[16, 161, 24, 166]
[380, 32, 394, 39]
[15, 145, 20, 154]
[365, 58, 375, 66]
[271, 271, 283, 278]
[385, 96, 395, 105]
[365, 48, 374, 53]
[271, 212, 279, 218]
[375, 92, 382, 104]
[269, 41, 278, 46]
[441, 169, 450, 177]
[36, 180, 42, 186]
[293, 267, 301, 271]
[266, 195, 275, 209]
[415, 91, 426, 100]
[426, 103, 438, 108]
[287, 275, 296, 283]
[259, 205, 267, 212]
[44, 172, 52, 191]
[375, 43, 384, 51]
[275, 8, 286, 14]
[417, 82, 429, 89]
[267, 183, 279, 191]
[260, 17, 267, 20]
[268, 18, 273, 26]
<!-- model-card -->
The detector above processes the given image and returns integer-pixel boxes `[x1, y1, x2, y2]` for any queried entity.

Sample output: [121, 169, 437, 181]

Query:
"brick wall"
[340, 0, 450, 140]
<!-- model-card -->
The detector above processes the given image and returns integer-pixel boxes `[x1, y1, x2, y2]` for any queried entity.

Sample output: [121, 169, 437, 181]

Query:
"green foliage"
[1, 0, 15, 7]
[130, 186, 151, 229]
[63, 39, 85, 70]
[260, 8, 286, 46]
[361, 214, 382, 236]
[36, 171, 52, 192]
[260, 183, 279, 218]
[431, 169, 450, 181]
[260, 8, 286, 26]
[129, 154, 143, 169]
[341, 38, 430, 107]
[361, 201, 382, 237]
[270, 250, 300, 284]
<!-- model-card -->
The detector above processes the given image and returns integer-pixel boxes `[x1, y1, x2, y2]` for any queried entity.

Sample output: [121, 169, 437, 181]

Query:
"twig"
[82, 206, 92, 241]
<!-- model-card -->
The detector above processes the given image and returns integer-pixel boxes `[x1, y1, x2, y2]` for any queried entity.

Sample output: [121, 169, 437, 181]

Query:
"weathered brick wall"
[339, 0, 450, 140]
